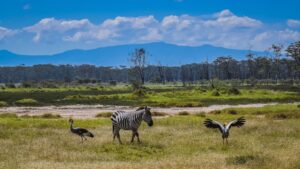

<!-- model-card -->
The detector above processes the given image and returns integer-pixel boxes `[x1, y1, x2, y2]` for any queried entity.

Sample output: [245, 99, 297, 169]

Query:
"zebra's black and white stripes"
[111, 106, 153, 144]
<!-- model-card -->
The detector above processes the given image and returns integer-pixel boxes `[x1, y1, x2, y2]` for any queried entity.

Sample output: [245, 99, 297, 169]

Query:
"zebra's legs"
[226, 138, 228, 145]
[131, 130, 140, 143]
[131, 131, 135, 143]
[113, 127, 122, 144]
[116, 132, 122, 144]
[136, 132, 140, 143]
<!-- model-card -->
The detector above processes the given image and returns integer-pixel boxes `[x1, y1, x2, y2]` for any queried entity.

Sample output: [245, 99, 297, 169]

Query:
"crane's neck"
[70, 122, 74, 130]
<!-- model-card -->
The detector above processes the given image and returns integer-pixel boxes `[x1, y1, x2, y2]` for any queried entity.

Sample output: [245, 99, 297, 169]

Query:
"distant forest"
[1, 41, 300, 84]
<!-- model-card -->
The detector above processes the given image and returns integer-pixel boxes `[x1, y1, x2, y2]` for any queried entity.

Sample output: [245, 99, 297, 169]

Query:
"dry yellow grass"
[0, 108, 300, 169]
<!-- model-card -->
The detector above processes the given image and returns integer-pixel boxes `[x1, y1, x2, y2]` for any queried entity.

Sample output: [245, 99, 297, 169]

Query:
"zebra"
[111, 106, 153, 144]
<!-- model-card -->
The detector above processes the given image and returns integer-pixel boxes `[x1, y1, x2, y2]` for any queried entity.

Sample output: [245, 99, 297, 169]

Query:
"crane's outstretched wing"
[204, 119, 225, 133]
[225, 117, 246, 131]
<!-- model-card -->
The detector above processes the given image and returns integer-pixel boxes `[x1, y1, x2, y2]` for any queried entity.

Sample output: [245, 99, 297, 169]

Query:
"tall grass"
[1, 106, 300, 169]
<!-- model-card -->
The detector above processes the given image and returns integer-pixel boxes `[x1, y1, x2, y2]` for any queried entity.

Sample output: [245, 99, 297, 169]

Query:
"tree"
[157, 62, 166, 84]
[213, 56, 238, 79]
[130, 48, 147, 84]
[286, 41, 300, 79]
[270, 44, 283, 83]
[246, 52, 255, 78]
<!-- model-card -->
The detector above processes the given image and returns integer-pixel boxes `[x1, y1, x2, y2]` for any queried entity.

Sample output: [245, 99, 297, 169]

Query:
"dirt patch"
[0, 102, 298, 119]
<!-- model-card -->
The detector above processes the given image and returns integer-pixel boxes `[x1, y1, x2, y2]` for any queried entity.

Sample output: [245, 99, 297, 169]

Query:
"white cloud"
[2, 10, 300, 53]
[287, 19, 300, 28]
[0, 26, 17, 40]
[24, 18, 93, 42]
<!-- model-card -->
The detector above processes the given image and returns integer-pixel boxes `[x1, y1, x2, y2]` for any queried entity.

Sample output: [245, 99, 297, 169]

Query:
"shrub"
[132, 88, 147, 97]
[266, 112, 300, 119]
[210, 110, 221, 114]
[178, 111, 190, 116]
[174, 102, 203, 107]
[211, 89, 220, 96]
[39, 113, 61, 119]
[227, 87, 241, 95]
[22, 81, 34, 88]
[5, 83, 16, 88]
[0, 101, 8, 107]
[109, 80, 117, 86]
[152, 111, 168, 116]
[272, 113, 287, 119]
[15, 98, 39, 106]
[297, 104, 300, 108]
[226, 109, 238, 115]
[95, 112, 112, 118]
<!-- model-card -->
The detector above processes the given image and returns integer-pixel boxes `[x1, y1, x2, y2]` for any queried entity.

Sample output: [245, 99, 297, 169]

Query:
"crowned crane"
[69, 119, 94, 143]
[204, 117, 246, 144]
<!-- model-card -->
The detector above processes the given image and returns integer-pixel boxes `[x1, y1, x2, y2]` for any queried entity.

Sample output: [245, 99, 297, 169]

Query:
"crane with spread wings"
[204, 117, 246, 144]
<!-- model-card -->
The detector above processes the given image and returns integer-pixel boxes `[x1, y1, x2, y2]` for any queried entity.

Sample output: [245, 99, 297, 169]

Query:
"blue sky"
[0, 0, 300, 55]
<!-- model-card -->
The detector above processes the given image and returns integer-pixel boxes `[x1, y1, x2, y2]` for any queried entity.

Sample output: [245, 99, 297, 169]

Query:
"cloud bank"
[0, 10, 299, 54]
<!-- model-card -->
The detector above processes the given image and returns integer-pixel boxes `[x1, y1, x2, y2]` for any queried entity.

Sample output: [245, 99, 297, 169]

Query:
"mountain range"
[0, 42, 265, 66]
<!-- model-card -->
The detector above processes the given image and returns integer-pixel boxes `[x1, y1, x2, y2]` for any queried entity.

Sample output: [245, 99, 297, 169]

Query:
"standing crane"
[204, 117, 246, 144]
[69, 119, 94, 143]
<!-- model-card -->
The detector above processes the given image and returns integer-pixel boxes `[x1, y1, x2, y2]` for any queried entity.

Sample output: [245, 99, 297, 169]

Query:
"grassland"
[0, 85, 300, 107]
[1, 104, 300, 169]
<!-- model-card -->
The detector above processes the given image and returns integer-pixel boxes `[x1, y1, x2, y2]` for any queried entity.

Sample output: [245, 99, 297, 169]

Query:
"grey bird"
[69, 119, 94, 143]
[204, 117, 246, 144]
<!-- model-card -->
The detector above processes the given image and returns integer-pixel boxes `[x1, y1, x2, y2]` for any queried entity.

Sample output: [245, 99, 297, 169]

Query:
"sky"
[0, 0, 300, 55]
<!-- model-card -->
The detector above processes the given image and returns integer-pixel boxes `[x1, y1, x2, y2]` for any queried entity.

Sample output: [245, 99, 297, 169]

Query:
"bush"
[22, 81, 34, 88]
[178, 111, 190, 116]
[15, 98, 39, 106]
[226, 109, 238, 115]
[227, 87, 241, 95]
[210, 110, 221, 114]
[5, 83, 16, 88]
[132, 88, 147, 97]
[0, 101, 8, 107]
[39, 113, 61, 119]
[109, 80, 117, 86]
[297, 104, 300, 108]
[211, 89, 220, 96]
[152, 111, 168, 116]
[174, 102, 203, 107]
[95, 112, 112, 118]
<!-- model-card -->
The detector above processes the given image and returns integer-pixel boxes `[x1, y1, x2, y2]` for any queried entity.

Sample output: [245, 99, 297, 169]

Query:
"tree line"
[0, 41, 299, 84]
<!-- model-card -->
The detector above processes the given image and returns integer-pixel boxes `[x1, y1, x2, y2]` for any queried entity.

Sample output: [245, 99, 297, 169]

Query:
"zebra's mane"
[136, 106, 145, 111]
[113, 109, 145, 117]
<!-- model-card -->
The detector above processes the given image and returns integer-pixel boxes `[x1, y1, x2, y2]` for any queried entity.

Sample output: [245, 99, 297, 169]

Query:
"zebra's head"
[142, 106, 153, 127]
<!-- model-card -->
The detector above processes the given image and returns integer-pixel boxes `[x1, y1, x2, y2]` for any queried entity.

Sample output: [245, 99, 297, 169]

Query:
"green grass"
[1, 104, 300, 169]
[0, 85, 299, 107]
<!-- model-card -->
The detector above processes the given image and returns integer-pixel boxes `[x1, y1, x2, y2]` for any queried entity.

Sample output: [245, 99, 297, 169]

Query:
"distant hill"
[0, 42, 265, 66]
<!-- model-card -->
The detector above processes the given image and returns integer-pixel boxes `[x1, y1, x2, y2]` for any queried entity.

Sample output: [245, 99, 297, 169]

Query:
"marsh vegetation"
[0, 104, 300, 169]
